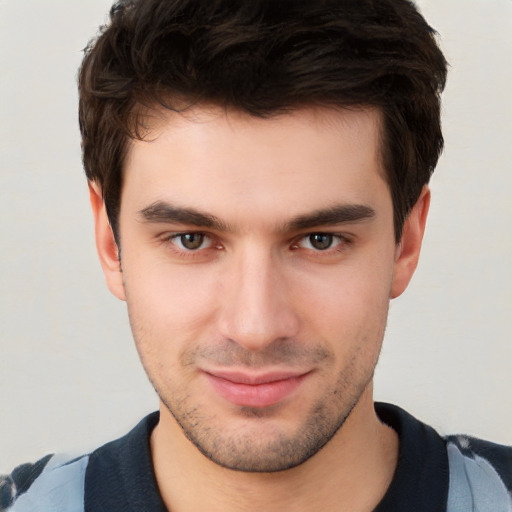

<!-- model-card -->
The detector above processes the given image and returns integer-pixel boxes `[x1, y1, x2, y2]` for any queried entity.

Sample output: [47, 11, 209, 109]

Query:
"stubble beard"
[126, 291, 386, 473]
[151, 348, 379, 473]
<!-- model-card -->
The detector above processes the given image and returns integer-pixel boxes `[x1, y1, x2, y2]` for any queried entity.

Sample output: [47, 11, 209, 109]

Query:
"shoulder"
[0, 413, 160, 512]
[445, 434, 512, 512]
[0, 453, 89, 512]
[375, 402, 512, 512]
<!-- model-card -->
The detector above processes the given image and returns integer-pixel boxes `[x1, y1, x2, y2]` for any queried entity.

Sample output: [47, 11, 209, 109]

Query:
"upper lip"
[203, 369, 311, 385]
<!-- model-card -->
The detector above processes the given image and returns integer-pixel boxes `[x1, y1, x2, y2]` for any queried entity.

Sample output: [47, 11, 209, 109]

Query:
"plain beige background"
[1, 0, 511, 472]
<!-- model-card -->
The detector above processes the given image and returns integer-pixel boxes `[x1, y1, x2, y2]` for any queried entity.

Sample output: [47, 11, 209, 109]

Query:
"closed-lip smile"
[202, 369, 312, 408]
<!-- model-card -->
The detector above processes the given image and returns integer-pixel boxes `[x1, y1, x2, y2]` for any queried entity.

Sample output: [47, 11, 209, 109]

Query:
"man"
[1, 0, 511, 510]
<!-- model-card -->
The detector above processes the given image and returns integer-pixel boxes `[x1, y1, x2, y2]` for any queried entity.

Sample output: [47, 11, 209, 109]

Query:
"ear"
[89, 181, 126, 301]
[391, 185, 430, 299]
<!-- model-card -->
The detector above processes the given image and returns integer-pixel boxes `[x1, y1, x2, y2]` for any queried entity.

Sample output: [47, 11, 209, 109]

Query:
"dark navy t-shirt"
[2, 403, 511, 511]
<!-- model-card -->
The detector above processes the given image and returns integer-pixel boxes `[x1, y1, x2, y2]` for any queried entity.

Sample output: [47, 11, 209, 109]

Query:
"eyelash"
[160, 231, 352, 258]
[291, 233, 351, 253]
[160, 232, 219, 260]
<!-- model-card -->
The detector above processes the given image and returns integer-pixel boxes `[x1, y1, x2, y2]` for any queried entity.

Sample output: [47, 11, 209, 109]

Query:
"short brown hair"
[79, 0, 447, 243]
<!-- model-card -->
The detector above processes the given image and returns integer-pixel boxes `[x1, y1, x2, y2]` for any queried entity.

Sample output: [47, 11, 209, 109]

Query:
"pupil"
[181, 233, 204, 250]
[310, 233, 332, 250]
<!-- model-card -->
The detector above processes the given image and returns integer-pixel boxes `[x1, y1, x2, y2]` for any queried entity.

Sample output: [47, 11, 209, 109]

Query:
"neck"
[151, 386, 398, 512]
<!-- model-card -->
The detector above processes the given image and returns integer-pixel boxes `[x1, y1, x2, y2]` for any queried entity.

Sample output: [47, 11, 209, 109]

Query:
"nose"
[217, 246, 300, 352]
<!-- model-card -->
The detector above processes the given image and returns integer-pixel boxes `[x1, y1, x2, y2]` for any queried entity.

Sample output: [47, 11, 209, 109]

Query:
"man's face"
[95, 106, 421, 472]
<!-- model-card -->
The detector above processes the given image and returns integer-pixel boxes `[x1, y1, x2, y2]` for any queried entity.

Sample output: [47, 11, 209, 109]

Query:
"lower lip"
[204, 373, 308, 408]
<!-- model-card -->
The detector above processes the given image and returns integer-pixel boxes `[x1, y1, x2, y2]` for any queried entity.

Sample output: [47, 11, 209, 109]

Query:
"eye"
[295, 233, 346, 251]
[170, 233, 212, 251]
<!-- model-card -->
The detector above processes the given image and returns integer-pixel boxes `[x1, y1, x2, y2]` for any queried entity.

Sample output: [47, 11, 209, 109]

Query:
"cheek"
[124, 257, 221, 329]
[292, 255, 394, 347]
[121, 258, 224, 383]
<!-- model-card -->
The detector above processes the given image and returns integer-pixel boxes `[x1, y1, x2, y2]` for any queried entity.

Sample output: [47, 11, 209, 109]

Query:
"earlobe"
[391, 186, 430, 299]
[88, 182, 126, 301]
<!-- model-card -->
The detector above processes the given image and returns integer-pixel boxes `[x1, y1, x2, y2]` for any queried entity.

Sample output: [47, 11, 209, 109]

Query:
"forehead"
[121, 105, 390, 225]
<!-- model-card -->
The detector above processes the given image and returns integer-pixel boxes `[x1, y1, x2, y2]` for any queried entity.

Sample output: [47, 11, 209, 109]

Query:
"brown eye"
[177, 233, 207, 250]
[308, 233, 333, 250]
[294, 233, 348, 252]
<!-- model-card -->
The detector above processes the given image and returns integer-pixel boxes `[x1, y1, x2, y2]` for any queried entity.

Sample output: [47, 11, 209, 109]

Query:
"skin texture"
[90, 106, 429, 511]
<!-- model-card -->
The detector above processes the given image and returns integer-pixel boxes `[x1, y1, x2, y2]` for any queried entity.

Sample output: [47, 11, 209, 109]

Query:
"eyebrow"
[138, 201, 376, 232]
[287, 204, 375, 230]
[139, 202, 230, 231]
